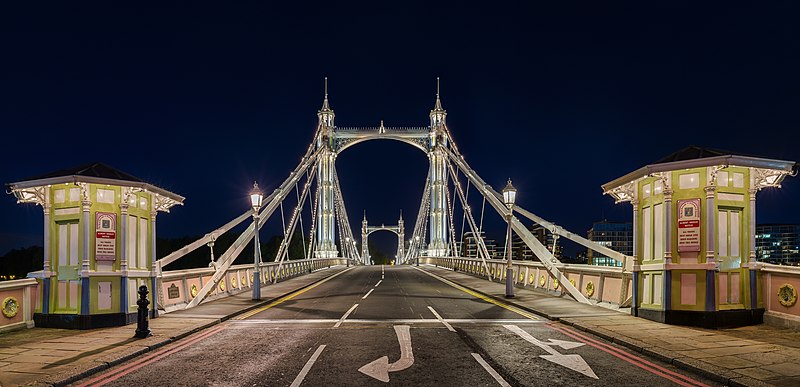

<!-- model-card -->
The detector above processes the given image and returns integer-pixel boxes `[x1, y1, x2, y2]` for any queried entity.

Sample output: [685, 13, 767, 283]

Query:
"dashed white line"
[362, 289, 375, 299]
[290, 345, 326, 387]
[334, 304, 359, 328]
[427, 306, 456, 332]
[375, 280, 382, 287]
[472, 353, 512, 387]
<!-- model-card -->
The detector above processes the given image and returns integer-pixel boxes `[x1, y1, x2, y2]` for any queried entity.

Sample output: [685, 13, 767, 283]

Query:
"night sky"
[2, 2, 799, 258]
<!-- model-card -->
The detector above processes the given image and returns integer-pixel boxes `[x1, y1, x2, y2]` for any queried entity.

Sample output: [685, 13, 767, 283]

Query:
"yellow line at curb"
[234, 267, 354, 320]
[414, 267, 540, 321]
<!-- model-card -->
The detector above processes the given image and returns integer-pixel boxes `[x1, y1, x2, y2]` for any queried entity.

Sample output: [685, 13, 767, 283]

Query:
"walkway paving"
[0, 266, 348, 387]
[419, 265, 800, 387]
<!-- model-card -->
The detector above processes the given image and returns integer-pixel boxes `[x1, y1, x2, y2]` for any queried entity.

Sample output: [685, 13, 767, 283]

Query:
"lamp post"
[502, 179, 517, 298]
[415, 236, 420, 266]
[250, 182, 264, 301]
[345, 237, 351, 267]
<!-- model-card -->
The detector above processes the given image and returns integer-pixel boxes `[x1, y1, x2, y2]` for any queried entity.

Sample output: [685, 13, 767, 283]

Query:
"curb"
[422, 267, 765, 387]
[50, 268, 347, 386]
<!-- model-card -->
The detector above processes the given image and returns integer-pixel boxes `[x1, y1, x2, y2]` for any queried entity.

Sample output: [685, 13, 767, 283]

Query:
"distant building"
[461, 231, 498, 259]
[587, 221, 632, 267]
[756, 224, 800, 265]
[510, 224, 561, 261]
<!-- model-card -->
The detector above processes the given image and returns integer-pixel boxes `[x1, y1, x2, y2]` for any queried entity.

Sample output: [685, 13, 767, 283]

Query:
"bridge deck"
[0, 266, 798, 386]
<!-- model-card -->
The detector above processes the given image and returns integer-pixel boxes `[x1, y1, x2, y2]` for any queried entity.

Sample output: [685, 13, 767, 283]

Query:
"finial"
[436, 77, 440, 99]
[324, 77, 328, 98]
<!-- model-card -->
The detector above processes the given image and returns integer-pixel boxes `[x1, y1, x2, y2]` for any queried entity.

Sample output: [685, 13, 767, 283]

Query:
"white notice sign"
[95, 212, 117, 261]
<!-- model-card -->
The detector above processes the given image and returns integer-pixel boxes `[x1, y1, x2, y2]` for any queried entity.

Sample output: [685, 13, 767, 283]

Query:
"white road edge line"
[375, 280, 382, 287]
[471, 353, 511, 387]
[427, 306, 456, 332]
[290, 345, 326, 387]
[334, 304, 359, 328]
[362, 289, 374, 299]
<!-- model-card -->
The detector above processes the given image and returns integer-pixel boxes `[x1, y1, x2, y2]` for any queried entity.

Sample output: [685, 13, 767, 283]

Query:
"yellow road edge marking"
[414, 267, 540, 321]
[234, 267, 354, 320]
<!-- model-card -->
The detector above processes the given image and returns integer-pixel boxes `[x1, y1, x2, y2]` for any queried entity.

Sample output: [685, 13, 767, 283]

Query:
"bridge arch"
[361, 212, 404, 264]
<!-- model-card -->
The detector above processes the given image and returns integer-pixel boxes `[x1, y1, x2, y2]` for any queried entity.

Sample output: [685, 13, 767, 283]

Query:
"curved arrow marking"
[504, 325, 598, 379]
[358, 325, 414, 382]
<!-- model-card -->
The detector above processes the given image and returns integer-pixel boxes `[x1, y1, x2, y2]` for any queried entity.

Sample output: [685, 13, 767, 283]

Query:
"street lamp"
[415, 236, 420, 266]
[345, 237, 351, 267]
[250, 182, 264, 301]
[502, 178, 517, 298]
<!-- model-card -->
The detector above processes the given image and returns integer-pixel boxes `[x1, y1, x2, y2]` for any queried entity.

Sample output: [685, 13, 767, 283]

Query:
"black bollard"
[134, 285, 152, 338]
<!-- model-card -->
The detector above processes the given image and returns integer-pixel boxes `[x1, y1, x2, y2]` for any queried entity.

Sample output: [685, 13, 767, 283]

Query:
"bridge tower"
[361, 212, 369, 264]
[427, 81, 450, 256]
[314, 81, 339, 258]
[397, 211, 405, 261]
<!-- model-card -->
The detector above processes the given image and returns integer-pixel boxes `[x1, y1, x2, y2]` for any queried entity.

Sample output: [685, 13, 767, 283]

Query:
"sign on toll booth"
[677, 199, 700, 252]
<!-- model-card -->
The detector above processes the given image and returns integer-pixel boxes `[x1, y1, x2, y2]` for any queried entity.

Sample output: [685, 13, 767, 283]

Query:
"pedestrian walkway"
[419, 265, 800, 387]
[0, 267, 349, 387]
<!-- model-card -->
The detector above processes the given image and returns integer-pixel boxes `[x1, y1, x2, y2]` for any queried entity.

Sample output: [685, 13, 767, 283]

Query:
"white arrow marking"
[547, 338, 586, 350]
[358, 325, 414, 382]
[504, 325, 598, 379]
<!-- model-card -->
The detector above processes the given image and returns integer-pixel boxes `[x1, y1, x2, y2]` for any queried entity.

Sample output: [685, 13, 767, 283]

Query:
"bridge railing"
[421, 257, 632, 306]
[761, 263, 800, 328]
[0, 278, 37, 333]
[158, 258, 347, 313]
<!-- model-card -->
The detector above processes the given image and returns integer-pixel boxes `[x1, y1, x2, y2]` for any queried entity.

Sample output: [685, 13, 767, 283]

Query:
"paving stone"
[733, 366, 781, 381]
[735, 351, 793, 366]
[762, 362, 800, 377]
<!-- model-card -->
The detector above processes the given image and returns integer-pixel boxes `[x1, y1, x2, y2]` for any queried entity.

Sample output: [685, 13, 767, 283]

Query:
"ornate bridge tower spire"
[315, 78, 339, 258]
[427, 77, 450, 256]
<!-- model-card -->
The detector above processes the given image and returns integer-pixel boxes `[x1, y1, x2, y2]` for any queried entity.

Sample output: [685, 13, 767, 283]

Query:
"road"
[73, 266, 720, 386]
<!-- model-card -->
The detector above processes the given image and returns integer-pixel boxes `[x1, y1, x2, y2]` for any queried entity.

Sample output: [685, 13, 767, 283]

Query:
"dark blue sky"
[2, 2, 799, 258]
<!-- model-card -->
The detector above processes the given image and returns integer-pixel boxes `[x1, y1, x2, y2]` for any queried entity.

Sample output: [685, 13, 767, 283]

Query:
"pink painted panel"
[730, 273, 740, 304]
[719, 273, 728, 305]
[768, 274, 800, 316]
[161, 280, 183, 306]
[0, 288, 26, 325]
[680, 273, 697, 305]
[602, 277, 621, 303]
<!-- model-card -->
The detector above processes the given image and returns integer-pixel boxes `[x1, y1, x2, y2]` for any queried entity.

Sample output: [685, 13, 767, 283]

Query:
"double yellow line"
[234, 267, 354, 320]
[414, 267, 540, 321]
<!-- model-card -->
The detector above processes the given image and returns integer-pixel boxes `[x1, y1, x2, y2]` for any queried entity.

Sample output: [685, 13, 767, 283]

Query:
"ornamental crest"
[778, 284, 798, 307]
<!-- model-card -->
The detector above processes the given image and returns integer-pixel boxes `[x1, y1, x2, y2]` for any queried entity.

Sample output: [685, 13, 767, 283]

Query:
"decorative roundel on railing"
[553, 278, 560, 289]
[219, 280, 226, 292]
[231, 277, 238, 288]
[2, 297, 19, 318]
[569, 278, 576, 288]
[539, 275, 546, 287]
[585, 281, 595, 297]
[530, 273, 535, 284]
[242, 275, 247, 287]
[778, 284, 798, 307]
[190, 284, 199, 298]
[519, 272, 525, 282]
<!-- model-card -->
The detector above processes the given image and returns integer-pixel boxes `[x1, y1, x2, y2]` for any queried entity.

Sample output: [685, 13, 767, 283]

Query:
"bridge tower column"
[397, 211, 405, 262]
[362, 212, 369, 264]
[427, 82, 449, 257]
[314, 82, 339, 258]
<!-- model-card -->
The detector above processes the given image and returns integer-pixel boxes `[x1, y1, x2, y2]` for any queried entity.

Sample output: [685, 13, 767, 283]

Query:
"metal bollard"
[134, 285, 152, 338]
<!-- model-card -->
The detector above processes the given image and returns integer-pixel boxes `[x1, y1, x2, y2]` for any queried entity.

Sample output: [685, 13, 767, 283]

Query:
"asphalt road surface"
[73, 266, 722, 386]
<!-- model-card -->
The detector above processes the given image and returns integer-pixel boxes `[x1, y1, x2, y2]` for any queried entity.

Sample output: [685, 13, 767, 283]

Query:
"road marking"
[504, 325, 597, 379]
[362, 289, 375, 299]
[75, 325, 227, 386]
[549, 324, 709, 387]
[235, 267, 353, 320]
[358, 325, 414, 382]
[413, 267, 540, 320]
[471, 353, 511, 387]
[375, 279, 382, 287]
[229, 318, 544, 325]
[289, 345, 326, 387]
[427, 306, 455, 332]
[334, 303, 359, 328]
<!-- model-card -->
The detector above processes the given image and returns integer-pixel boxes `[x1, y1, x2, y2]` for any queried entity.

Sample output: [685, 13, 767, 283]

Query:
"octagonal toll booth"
[602, 147, 796, 328]
[7, 163, 183, 329]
